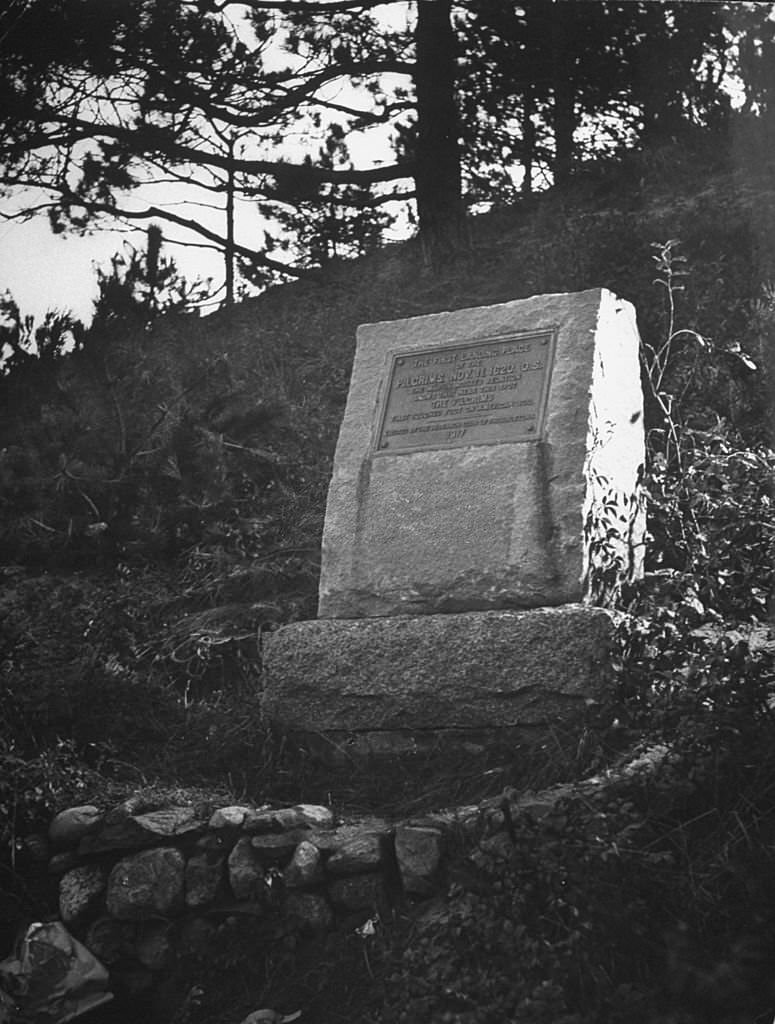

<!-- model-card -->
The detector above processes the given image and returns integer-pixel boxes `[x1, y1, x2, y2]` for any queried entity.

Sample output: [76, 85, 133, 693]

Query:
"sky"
[0, 214, 210, 326]
[0, 183, 261, 326]
[0, 2, 412, 329]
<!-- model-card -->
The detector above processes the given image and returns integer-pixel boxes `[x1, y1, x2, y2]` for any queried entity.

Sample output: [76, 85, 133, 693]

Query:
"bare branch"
[76, 195, 315, 277]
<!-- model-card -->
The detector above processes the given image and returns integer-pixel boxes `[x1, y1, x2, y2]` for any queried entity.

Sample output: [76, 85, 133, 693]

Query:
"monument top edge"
[357, 286, 618, 335]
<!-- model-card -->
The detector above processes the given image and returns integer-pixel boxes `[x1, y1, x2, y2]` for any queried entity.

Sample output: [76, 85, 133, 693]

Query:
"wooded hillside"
[2, 44, 775, 1024]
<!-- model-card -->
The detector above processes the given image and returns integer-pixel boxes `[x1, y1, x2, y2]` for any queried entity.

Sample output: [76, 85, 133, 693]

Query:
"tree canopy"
[0, 0, 770, 288]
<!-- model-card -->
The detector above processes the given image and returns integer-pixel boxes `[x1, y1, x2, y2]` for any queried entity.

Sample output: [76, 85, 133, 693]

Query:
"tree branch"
[198, 0, 393, 13]
[18, 112, 415, 186]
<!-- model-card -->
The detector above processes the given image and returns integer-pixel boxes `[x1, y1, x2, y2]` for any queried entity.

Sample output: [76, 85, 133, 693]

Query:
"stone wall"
[41, 794, 466, 998]
[16, 751, 669, 1009]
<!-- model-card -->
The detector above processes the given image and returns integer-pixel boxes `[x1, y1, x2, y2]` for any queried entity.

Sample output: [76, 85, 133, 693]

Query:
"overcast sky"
[0, 2, 412, 327]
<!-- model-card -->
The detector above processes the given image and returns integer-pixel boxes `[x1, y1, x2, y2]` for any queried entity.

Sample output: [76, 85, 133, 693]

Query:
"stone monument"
[262, 288, 645, 754]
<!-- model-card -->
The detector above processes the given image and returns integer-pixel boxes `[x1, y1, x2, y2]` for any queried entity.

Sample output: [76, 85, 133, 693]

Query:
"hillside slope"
[1, 125, 775, 1024]
[1, 130, 774, 779]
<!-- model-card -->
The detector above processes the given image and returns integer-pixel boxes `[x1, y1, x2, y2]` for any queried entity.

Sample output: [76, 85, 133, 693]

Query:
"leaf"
[737, 352, 757, 370]
[161, 454, 182, 480]
[240, 1010, 301, 1024]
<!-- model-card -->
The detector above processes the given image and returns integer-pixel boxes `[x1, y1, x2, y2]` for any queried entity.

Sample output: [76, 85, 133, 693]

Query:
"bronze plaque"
[374, 330, 556, 454]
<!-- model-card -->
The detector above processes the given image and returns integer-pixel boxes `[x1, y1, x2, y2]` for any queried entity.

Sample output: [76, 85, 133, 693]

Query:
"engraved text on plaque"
[375, 330, 556, 454]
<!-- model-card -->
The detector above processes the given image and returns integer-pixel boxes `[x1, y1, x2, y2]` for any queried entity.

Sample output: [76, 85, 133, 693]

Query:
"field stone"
[107, 847, 185, 920]
[284, 841, 324, 888]
[228, 837, 269, 901]
[59, 864, 107, 925]
[285, 893, 334, 933]
[243, 805, 334, 832]
[328, 873, 385, 911]
[272, 808, 313, 830]
[78, 819, 153, 855]
[103, 795, 150, 824]
[209, 805, 252, 829]
[132, 807, 203, 838]
[326, 834, 384, 876]
[49, 805, 103, 847]
[84, 917, 136, 965]
[21, 833, 49, 863]
[134, 921, 173, 971]
[177, 917, 216, 957]
[48, 850, 81, 875]
[249, 832, 302, 866]
[79, 806, 203, 855]
[195, 832, 228, 853]
[242, 807, 309, 834]
[294, 805, 334, 829]
[394, 826, 444, 895]
[111, 962, 154, 998]
[185, 851, 225, 908]
[308, 821, 390, 854]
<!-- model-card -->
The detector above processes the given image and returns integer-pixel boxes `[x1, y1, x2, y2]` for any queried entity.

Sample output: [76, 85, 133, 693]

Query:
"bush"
[643, 426, 774, 621]
[382, 725, 775, 1024]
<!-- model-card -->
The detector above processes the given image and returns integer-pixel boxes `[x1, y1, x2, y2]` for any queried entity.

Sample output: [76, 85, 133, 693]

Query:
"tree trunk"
[225, 134, 235, 306]
[550, 4, 575, 188]
[522, 83, 535, 197]
[413, 0, 467, 263]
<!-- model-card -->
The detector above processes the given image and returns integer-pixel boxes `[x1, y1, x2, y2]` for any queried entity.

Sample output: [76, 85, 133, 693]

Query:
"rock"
[132, 807, 203, 837]
[103, 795, 149, 824]
[1, 921, 112, 1019]
[240, 1008, 303, 1024]
[111, 962, 154, 998]
[285, 893, 333, 933]
[21, 833, 49, 863]
[307, 822, 389, 854]
[84, 917, 135, 965]
[242, 808, 309, 834]
[249, 833, 302, 866]
[394, 826, 443, 895]
[134, 921, 173, 971]
[49, 806, 103, 847]
[272, 808, 312, 831]
[106, 848, 185, 920]
[48, 851, 81, 875]
[209, 805, 253, 829]
[317, 289, 644, 618]
[242, 809, 278, 834]
[185, 851, 225, 908]
[294, 805, 334, 830]
[59, 864, 107, 925]
[263, 606, 614, 734]
[79, 806, 203, 854]
[195, 832, 228, 853]
[328, 874, 385, 912]
[284, 841, 324, 888]
[77, 819, 153, 855]
[228, 838, 270, 901]
[177, 917, 215, 957]
[326, 834, 384, 876]
[246, 804, 334, 832]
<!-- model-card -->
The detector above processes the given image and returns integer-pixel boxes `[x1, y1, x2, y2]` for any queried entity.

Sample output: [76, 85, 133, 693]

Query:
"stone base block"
[262, 605, 614, 747]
